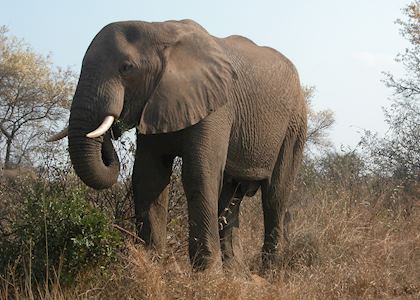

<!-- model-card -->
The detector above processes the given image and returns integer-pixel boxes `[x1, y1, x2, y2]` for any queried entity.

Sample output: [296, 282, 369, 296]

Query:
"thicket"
[0, 178, 121, 286]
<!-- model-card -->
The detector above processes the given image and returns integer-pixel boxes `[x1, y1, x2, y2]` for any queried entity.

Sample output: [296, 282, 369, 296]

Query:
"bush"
[0, 181, 121, 284]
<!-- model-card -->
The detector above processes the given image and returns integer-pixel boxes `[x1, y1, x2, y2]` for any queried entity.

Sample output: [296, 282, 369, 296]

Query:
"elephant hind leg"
[218, 178, 245, 270]
[261, 129, 305, 268]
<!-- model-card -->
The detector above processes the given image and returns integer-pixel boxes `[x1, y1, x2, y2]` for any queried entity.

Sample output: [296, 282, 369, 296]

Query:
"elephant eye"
[120, 62, 134, 75]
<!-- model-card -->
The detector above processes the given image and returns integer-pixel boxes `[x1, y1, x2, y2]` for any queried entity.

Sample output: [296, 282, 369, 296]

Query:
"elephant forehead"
[84, 24, 150, 64]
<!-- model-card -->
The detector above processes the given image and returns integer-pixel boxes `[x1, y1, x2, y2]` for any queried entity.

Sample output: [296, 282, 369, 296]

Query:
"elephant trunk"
[68, 72, 123, 190]
[68, 130, 120, 190]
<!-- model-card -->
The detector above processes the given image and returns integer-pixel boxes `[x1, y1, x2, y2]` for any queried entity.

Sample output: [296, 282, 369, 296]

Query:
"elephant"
[50, 19, 307, 271]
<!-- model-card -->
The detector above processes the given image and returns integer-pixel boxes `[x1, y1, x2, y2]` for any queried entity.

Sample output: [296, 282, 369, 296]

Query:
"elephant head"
[64, 20, 235, 189]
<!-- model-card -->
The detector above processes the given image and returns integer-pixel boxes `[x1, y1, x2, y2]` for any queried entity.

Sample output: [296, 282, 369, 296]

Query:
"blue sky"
[0, 0, 411, 147]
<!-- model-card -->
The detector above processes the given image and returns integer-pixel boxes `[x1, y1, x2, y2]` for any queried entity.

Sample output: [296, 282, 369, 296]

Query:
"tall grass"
[1, 157, 419, 299]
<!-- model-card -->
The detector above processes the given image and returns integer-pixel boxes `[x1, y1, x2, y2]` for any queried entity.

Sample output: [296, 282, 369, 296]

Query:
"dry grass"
[1, 177, 419, 299]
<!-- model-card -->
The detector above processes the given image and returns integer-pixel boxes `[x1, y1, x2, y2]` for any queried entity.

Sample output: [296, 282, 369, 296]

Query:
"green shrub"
[0, 181, 121, 284]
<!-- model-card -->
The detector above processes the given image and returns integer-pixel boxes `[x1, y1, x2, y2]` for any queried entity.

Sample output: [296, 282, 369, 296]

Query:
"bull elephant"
[50, 19, 307, 271]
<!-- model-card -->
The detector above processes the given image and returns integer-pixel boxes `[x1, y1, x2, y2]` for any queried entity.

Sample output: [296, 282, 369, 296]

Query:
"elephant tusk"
[47, 127, 68, 142]
[86, 116, 115, 138]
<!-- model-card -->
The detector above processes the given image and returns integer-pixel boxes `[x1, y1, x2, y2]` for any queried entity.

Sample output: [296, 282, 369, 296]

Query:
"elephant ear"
[138, 25, 235, 134]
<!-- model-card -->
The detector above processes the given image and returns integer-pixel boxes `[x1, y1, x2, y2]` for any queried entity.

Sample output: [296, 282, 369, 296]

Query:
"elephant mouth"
[110, 116, 138, 139]
[110, 120, 126, 140]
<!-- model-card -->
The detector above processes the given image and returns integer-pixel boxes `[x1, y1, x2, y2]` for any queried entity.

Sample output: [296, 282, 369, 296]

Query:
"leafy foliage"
[303, 86, 335, 153]
[0, 181, 121, 284]
[362, 1, 420, 182]
[0, 26, 75, 168]
[384, 1, 420, 98]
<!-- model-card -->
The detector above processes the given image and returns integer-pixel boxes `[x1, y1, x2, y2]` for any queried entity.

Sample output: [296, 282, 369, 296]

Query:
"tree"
[362, 1, 419, 181]
[0, 26, 75, 169]
[384, 1, 420, 99]
[303, 85, 335, 153]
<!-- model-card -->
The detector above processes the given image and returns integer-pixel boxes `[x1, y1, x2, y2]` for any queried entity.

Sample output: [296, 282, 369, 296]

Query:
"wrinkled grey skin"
[68, 19, 307, 271]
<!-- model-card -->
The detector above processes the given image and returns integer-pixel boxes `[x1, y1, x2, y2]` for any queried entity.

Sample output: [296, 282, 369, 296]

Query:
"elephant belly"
[225, 119, 287, 181]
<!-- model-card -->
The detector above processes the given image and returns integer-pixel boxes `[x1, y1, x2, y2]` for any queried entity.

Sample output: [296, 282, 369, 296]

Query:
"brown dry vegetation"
[1, 161, 419, 300]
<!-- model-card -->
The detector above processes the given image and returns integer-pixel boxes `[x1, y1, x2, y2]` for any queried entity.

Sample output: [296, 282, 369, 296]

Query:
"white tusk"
[47, 127, 68, 142]
[86, 116, 115, 138]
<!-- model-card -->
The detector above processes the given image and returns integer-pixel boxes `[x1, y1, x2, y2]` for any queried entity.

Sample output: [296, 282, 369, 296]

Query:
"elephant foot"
[191, 254, 223, 273]
[261, 251, 280, 271]
[260, 242, 284, 272]
[189, 240, 223, 272]
[220, 227, 250, 276]
[260, 214, 291, 271]
[136, 222, 167, 260]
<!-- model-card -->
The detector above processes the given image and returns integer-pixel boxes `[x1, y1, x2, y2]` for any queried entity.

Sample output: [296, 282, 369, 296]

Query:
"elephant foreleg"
[132, 146, 173, 255]
[182, 161, 224, 271]
[181, 124, 231, 270]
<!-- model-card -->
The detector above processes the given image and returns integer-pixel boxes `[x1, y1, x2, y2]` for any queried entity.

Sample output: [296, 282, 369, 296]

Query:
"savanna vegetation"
[0, 1, 419, 299]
